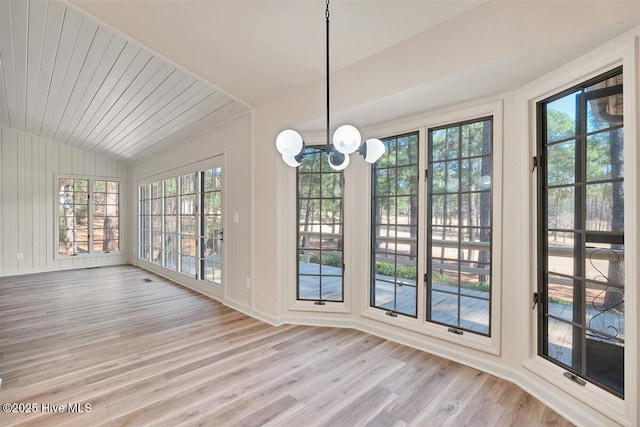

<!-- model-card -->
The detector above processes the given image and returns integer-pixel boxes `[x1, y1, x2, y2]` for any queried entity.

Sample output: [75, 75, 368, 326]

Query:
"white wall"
[129, 113, 253, 311]
[0, 124, 128, 276]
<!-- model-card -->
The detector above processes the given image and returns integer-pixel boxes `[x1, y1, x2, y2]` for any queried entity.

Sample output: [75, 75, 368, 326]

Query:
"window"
[179, 173, 197, 278]
[163, 178, 178, 270]
[200, 167, 223, 285]
[58, 177, 120, 256]
[537, 67, 624, 397]
[138, 165, 223, 287]
[427, 118, 492, 336]
[139, 185, 150, 261]
[149, 181, 163, 265]
[297, 148, 344, 302]
[371, 132, 419, 317]
[92, 181, 120, 252]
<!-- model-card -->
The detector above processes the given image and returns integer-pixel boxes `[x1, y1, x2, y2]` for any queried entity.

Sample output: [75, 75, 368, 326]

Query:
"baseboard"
[0, 260, 128, 278]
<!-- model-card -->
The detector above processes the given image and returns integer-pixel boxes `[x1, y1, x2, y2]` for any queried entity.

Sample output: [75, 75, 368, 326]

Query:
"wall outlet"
[245, 277, 251, 289]
[234, 212, 240, 224]
[16, 252, 24, 260]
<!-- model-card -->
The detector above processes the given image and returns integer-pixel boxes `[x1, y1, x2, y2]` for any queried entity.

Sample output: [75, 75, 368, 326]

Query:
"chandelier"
[275, 0, 385, 170]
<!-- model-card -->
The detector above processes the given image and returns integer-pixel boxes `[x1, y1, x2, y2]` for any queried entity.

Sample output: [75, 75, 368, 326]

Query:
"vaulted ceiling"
[1, 0, 638, 163]
[0, 0, 250, 163]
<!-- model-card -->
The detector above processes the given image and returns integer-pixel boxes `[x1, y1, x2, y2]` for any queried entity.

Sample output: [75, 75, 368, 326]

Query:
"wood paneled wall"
[130, 113, 252, 311]
[0, 124, 128, 276]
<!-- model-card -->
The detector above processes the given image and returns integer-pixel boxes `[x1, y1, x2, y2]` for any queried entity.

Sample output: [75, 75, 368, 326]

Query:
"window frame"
[55, 174, 122, 260]
[519, 35, 637, 425]
[296, 145, 345, 304]
[285, 135, 351, 315]
[426, 116, 494, 337]
[536, 66, 625, 398]
[370, 131, 420, 318]
[360, 100, 503, 355]
[136, 156, 225, 299]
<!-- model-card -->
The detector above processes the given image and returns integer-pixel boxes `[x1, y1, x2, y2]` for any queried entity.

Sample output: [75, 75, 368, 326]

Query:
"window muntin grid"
[138, 166, 223, 286]
[371, 132, 419, 317]
[297, 148, 344, 302]
[427, 118, 493, 336]
[200, 168, 223, 286]
[58, 178, 120, 257]
[538, 67, 624, 398]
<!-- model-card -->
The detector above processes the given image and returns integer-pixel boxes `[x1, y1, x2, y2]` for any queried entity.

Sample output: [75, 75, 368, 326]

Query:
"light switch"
[234, 212, 239, 224]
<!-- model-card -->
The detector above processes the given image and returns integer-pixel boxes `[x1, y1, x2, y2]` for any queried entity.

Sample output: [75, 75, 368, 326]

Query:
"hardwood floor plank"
[0, 265, 573, 427]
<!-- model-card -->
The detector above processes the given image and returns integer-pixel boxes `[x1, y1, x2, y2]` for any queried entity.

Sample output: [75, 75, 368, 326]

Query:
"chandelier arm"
[304, 146, 327, 155]
[325, 0, 330, 150]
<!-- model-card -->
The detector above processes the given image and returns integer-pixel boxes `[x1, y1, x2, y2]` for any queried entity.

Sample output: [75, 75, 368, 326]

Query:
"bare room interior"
[1, 0, 639, 425]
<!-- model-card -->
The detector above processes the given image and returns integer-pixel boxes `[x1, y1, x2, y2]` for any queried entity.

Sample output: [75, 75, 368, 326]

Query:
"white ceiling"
[1, 0, 638, 162]
[0, 0, 250, 163]
[68, 0, 488, 107]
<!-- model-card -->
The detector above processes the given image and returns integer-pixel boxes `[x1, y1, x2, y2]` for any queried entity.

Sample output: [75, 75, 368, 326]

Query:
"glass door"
[199, 164, 223, 287]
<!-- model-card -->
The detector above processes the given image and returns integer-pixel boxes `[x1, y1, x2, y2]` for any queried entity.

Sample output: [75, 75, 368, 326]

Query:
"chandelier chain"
[325, 0, 330, 148]
[274, 0, 384, 169]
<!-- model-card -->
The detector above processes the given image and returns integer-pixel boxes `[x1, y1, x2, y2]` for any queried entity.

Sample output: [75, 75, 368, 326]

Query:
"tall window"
[200, 167, 223, 285]
[58, 177, 120, 256]
[138, 166, 223, 286]
[163, 178, 178, 270]
[297, 148, 344, 302]
[150, 181, 163, 265]
[179, 173, 197, 278]
[537, 67, 624, 397]
[139, 185, 150, 260]
[371, 132, 419, 317]
[427, 118, 492, 336]
[92, 181, 119, 252]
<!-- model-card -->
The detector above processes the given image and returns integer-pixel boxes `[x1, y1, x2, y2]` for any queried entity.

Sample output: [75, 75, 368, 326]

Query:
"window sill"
[288, 300, 350, 314]
[361, 307, 499, 355]
[522, 356, 626, 425]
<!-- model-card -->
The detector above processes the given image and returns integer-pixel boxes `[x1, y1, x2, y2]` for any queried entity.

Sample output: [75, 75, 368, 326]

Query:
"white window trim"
[284, 136, 351, 315]
[516, 31, 638, 425]
[361, 99, 504, 356]
[136, 154, 227, 300]
[54, 173, 123, 260]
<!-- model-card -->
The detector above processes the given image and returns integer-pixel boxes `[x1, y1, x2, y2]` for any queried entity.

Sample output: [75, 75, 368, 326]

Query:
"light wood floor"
[0, 265, 572, 427]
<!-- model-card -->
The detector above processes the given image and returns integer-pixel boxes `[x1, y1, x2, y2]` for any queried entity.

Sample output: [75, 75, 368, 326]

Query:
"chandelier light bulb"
[276, 129, 304, 157]
[332, 124, 361, 154]
[328, 150, 350, 171]
[282, 154, 303, 167]
[362, 138, 385, 163]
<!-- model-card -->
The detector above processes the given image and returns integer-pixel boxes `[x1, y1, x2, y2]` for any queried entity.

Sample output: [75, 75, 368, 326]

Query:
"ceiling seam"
[91, 67, 178, 151]
[38, 5, 67, 137]
[115, 86, 218, 157]
[55, 30, 113, 144]
[62, 37, 126, 146]
[97, 75, 196, 156]
[74, 46, 145, 150]
[85, 59, 169, 151]
[105, 80, 206, 157]
[46, 15, 85, 138]
[76, 51, 153, 151]
[52, 22, 99, 141]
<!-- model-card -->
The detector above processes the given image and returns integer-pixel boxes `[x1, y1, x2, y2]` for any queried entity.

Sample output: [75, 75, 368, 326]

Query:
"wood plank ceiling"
[0, 0, 250, 163]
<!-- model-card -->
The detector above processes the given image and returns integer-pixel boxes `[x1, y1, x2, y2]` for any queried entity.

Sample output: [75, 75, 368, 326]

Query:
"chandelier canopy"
[275, 0, 385, 170]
